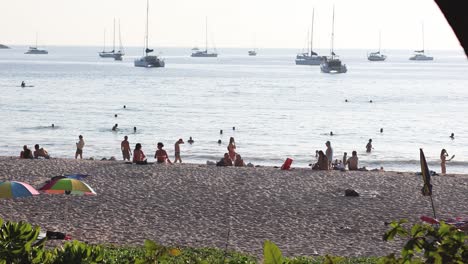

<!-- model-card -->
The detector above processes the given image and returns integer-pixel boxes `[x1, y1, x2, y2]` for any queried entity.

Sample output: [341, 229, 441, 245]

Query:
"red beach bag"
[281, 158, 293, 170]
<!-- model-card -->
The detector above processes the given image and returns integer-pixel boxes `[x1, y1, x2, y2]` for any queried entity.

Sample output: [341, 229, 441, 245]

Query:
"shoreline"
[0, 157, 467, 257]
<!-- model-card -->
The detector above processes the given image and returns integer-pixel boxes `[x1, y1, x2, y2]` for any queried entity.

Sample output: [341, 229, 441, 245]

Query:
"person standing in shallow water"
[440, 149, 454, 174]
[366, 139, 373, 153]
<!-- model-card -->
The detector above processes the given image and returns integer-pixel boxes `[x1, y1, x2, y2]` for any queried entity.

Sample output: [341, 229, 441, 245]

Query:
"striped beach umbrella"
[39, 178, 96, 196]
[0, 181, 40, 199]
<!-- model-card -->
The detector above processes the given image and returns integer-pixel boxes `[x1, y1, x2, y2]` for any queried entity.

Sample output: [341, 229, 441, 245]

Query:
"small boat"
[134, 0, 164, 67]
[191, 17, 217, 57]
[248, 50, 257, 56]
[368, 31, 386, 61]
[296, 9, 324, 65]
[25, 33, 48, 54]
[320, 6, 347, 73]
[409, 23, 433, 61]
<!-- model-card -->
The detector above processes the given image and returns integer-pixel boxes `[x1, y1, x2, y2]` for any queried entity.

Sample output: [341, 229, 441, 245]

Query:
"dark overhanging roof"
[434, 1, 468, 57]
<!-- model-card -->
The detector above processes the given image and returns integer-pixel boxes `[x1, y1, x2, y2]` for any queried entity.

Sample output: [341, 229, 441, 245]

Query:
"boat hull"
[320, 59, 347, 73]
[191, 51, 217, 57]
[368, 55, 386, 61]
[134, 56, 165, 68]
[25, 50, 48, 54]
[409, 55, 433, 61]
[295, 56, 324, 65]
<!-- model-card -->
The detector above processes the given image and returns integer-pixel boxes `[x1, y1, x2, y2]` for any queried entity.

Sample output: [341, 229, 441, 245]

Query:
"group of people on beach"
[311, 140, 378, 171]
[19, 144, 50, 159]
[216, 137, 245, 167]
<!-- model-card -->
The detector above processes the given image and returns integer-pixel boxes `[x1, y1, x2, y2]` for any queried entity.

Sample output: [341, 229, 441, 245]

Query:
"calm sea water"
[1, 46, 467, 173]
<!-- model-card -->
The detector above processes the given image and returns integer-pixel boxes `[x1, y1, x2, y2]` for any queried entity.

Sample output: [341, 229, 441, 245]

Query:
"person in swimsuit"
[133, 143, 147, 164]
[155, 142, 172, 164]
[75, 135, 84, 159]
[227, 137, 236, 161]
[34, 144, 50, 159]
[325, 141, 333, 170]
[174, 138, 184, 163]
[366, 139, 373, 153]
[188, 136, 194, 144]
[440, 149, 454, 174]
[121, 136, 131, 161]
[20, 145, 33, 159]
[21, 81, 26, 88]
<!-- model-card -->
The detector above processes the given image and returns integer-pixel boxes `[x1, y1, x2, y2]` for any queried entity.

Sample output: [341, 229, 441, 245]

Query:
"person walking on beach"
[121, 136, 131, 161]
[174, 138, 184, 163]
[325, 141, 333, 169]
[228, 137, 237, 162]
[155, 142, 172, 164]
[75, 135, 85, 159]
[366, 139, 373, 153]
[440, 149, 454, 174]
[133, 143, 147, 164]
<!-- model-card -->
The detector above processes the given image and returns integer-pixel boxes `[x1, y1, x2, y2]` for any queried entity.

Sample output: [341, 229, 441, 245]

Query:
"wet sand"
[0, 156, 467, 257]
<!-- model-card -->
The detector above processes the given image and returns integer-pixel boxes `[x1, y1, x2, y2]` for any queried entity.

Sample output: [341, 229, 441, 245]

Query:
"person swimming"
[21, 81, 26, 88]
[51, 124, 55, 128]
[188, 136, 194, 144]
[330, 131, 334, 136]
[112, 124, 118, 131]
[220, 129, 223, 134]
[450, 133, 454, 139]
[133, 126, 137, 133]
[232, 126, 236, 130]
[380, 128, 383, 133]
[123, 105, 126, 109]
[217, 139, 222, 144]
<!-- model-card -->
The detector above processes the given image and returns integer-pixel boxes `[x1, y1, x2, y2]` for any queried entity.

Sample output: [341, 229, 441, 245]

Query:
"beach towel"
[281, 158, 293, 170]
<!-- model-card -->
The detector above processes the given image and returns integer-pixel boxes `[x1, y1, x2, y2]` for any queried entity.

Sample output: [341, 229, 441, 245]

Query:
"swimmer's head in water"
[218, 139, 222, 144]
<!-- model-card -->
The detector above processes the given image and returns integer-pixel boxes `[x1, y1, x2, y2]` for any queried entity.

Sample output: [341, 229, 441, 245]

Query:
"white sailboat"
[134, 0, 165, 68]
[320, 6, 347, 73]
[114, 20, 125, 61]
[99, 19, 124, 60]
[409, 23, 433, 61]
[191, 17, 218, 57]
[296, 9, 324, 65]
[25, 33, 48, 54]
[367, 31, 386, 61]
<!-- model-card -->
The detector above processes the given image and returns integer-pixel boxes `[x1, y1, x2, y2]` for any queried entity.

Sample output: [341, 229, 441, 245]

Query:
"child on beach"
[121, 136, 131, 161]
[133, 143, 147, 164]
[174, 138, 184, 163]
[155, 142, 172, 164]
[75, 135, 85, 159]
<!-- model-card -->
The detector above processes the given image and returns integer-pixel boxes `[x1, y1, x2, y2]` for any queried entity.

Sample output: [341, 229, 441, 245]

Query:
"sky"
[0, 0, 463, 50]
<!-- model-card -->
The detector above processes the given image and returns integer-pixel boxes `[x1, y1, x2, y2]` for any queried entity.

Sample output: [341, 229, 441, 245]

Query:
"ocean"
[1, 46, 467, 173]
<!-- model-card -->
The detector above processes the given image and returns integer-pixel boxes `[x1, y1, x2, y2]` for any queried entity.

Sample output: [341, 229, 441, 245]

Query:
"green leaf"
[263, 240, 283, 264]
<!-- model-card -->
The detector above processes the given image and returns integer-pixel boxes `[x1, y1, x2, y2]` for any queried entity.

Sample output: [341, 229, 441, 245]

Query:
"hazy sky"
[0, 0, 462, 50]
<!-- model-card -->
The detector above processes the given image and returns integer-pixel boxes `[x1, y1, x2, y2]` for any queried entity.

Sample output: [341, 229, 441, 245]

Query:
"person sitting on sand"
[234, 154, 245, 167]
[133, 143, 147, 164]
[312, 151, 329, 170]
[366, 139, 373, 153]
[33, 144, 50, 159]
[346, 151, 367, 171]
[188, 136, 194, 144]
[217, 153, 233, 166]
[174, 138, 184, 163]
[20, 145, 33, 159]
[121, 136, 131, 161]
[155, 142, 172, 164]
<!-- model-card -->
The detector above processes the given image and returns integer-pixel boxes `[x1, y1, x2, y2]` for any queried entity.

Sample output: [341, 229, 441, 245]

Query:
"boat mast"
[35, 32, 38, 48]
[421, 22, 425, 53]
[118, 19, 123, 52]
[145, 0, 149, 56]
[113, 18, 116, 52]
[378, 30, 381, 53]
[103, 30, 106, 52]
[205, 16, 208, 53]
[310, 8, 314, 56]
[331, 6, 335, 58]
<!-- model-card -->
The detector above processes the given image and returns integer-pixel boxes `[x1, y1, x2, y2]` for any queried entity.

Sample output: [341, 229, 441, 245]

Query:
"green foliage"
[52, 240, 104, 264]
[0, 218, 48, 264]
[264, 240, 284, 264]
[380, 220, 468, 264]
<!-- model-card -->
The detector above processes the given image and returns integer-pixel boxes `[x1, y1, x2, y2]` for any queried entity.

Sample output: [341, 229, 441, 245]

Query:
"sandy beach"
[0, 156, 467, 257]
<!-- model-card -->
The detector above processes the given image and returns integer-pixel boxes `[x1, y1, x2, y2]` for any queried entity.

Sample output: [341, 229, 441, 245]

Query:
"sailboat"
[99, 19, 124, 60]
[191, 17, 218, 57]
[296, 9, 324, 65]
[409, 23, 433, 61]
[114, 20, 125, 61]
[367, 31, 386, 61]
[134, 0, 165, 68]
[320, 6, 347, 73]
[25, 33, 48, 54]
[248, 49, 257, 56]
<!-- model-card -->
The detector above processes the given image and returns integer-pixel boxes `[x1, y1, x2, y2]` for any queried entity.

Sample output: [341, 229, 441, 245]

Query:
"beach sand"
[0, 156, 467, 257]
